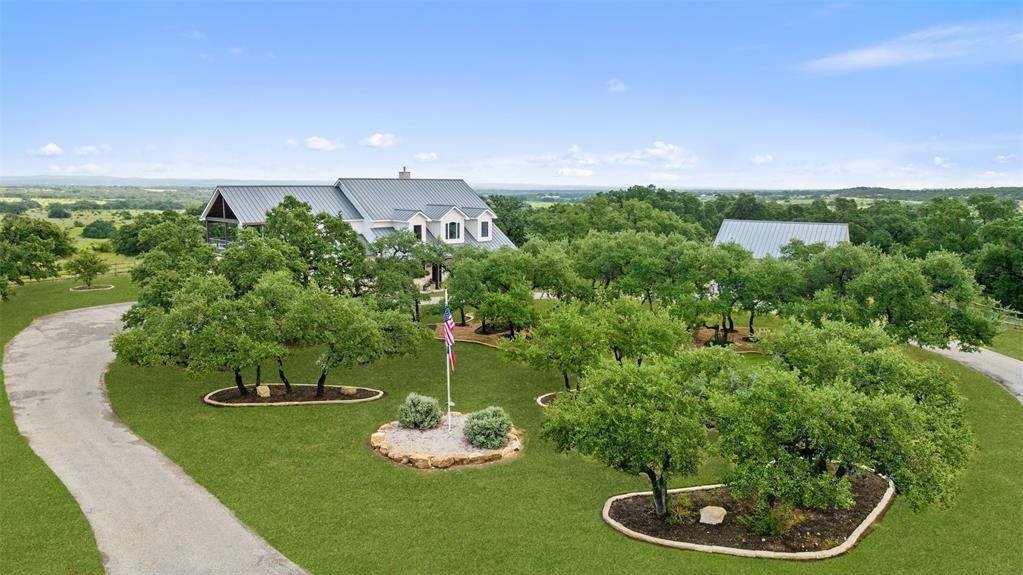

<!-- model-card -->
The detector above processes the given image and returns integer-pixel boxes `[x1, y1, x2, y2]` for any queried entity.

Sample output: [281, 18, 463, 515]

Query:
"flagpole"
[445, 289, 452, 432]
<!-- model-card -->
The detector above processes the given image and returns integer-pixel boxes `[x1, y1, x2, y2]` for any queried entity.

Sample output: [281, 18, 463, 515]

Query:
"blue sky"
[3, 1, 1021, 188]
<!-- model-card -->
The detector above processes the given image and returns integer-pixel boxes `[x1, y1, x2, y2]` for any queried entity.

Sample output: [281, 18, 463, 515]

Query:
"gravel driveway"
[927, 342, 1023, 404]
[3, 303, 305, 575]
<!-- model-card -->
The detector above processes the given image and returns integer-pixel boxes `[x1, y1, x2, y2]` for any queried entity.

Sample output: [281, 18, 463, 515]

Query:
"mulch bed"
[537, 392, 557, 406]
[207, 384, 380, 404]
[608, 473, 889, 553]
[690, 327, 769, 352]
[433, 320, 513, 348]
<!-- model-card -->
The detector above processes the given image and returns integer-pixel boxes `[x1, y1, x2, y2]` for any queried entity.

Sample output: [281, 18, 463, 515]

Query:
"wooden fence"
[25, 261, 136, 283]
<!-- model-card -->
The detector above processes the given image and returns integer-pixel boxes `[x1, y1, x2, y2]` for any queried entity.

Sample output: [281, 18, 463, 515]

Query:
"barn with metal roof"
[713, 219, 849, 258]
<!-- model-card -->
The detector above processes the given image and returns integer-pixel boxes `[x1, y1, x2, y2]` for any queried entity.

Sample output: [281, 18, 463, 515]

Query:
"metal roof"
[335, 178, 488, 222]
[713, 219, 849, 258]
[212, 185, 362, 224]
[465, 225, 516, 250]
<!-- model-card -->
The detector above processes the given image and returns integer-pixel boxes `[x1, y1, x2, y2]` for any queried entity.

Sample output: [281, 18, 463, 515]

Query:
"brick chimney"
[398, 166, 411, 180]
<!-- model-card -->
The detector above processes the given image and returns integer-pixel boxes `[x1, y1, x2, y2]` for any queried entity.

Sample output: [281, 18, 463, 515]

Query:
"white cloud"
[304, 136, 338, 151]
[229, 47, 244, 55]
[34, 142, 64, 156]
[995, 153, 1016, 163]
[641, 141, 697, 169]
[606, 78, 627, 92]
[751, 153, 775, 166]
[284, 138, 299, 149]
[187, 29, 206, 39]
[360, 133, 399, 148]
[48, 163, 105, 175]
[73, 144, 112, 156]
[933, 155, 954, 168]
[415, 151, 439, 162]
[557, 168, 594, 177]
[802, 20, 1023, 73]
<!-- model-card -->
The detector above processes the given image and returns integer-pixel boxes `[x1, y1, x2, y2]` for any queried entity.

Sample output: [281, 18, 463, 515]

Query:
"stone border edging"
[202, 384, 384, 407]
[369, 418, 523, 470]
[536, 392, 556, 407]
[601, 476, 896, 560]
[70, 284, 115, 292]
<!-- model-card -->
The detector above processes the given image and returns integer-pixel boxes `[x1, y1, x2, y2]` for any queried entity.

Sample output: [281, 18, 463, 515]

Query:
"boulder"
[432, 456, 454, 469]
[339, 386, 358, 397]
[699, 505, 727, 525]
[255, 385, 271, 398]
[370, 432, 386, 447]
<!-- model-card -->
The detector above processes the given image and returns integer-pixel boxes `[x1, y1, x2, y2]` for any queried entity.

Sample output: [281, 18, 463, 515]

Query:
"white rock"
[255, 385, 271, 398]
[699, 505, 727, 525]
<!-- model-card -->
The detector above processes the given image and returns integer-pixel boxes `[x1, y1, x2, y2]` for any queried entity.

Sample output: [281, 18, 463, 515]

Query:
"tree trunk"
[509, 322, 515, 338]
[481, 317, 487, 334]
[637, 356, 643, 367]
[277, 357, 292, 393]
[563, 371, 571, 392]
[234, 369, 247, 396]
[316, 368, 328, 397]
[727, 312, 734, 332]
[748, 307, 756, 336]
[459, 307, 466, 326]
[645, 468, 669, 518]
[256, 364, 262, 386]
[414, 299, 420, 323]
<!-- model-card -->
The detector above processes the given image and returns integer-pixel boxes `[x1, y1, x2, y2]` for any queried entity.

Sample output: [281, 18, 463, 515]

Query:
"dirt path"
[3, 303, 305, 575]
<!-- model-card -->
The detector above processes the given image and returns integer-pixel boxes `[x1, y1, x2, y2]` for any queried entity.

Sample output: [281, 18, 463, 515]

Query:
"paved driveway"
[3, 303, 305, 575]
[927, 342, 1023, 404]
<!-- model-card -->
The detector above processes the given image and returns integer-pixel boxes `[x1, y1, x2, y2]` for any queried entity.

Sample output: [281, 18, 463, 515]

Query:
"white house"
[199, 168, 516, 251]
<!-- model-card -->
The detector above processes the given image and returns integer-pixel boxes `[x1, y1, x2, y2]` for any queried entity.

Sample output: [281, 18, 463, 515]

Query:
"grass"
[988, 327, 1023, 361]
[103, 337, 1022, 573]
[21, 205, 157, 267]
[0, 276, 138, 574]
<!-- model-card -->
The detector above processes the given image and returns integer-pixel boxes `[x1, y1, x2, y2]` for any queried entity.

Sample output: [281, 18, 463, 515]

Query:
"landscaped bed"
[536, 392, 557, 407]
[203, 384, 383, 406]
[370, 412, 522, 470]
[605, 472, 894, 558]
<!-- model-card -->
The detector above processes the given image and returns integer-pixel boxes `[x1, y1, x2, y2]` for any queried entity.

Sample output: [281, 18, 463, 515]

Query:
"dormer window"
[413, 224, 424, 241]
[480, 220, 490, 239]
[445, 221, 461, 240]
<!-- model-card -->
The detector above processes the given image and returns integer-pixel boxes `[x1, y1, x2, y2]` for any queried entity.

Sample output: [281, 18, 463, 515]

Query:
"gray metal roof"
[391, 208, 424, 221]
[212, 185, 362, 224]
[335, 178, 488, 222]
[714, 219, 849, 258]
[465, 225, 516, 250]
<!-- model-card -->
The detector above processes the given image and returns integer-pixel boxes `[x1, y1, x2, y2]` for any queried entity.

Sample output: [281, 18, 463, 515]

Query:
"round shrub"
[464, 406, 512, 449]
[398, 393, 442, 430]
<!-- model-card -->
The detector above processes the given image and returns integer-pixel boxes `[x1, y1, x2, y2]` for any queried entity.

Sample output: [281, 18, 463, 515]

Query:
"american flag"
[443, 304, 456, 371]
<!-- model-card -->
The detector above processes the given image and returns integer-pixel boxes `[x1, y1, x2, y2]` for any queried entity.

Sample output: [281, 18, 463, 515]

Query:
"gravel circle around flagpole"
[370, 412, 523, 470]
[203, 384, 384, 407]
[601, 475, 896, 560]
[70, 284, 115, 292]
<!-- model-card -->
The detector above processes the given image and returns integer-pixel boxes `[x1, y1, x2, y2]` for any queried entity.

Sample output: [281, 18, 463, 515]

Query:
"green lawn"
[0, 276, 138, 574]
[4, 279, 1021, 574]
[103, 338, 1022, 573]
[988, 327, 1023, 361]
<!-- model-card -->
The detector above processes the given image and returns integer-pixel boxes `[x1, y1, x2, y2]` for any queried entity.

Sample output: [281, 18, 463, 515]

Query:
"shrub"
[398, 393, 441, 430]
[82, 219, 118, 239]
[739, 504, 796, 537]
[666, 493, 693, 526]
[48, 204, 71, 218]
[464, 406, 512, 449]
[91, 241, 113, 253]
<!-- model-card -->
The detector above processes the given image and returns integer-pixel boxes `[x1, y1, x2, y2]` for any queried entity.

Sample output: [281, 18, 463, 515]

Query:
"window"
[445, 221, 460, 240]
[480, 220, 490, 239]
[413, 224, 423, 241]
